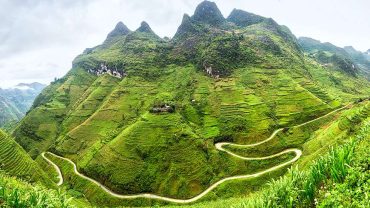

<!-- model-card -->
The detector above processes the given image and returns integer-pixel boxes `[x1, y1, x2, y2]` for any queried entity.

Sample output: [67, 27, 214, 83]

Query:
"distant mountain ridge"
[0, 82, 46, 128]
[343, 46, 370, 76]
[298, 37, 370, 77]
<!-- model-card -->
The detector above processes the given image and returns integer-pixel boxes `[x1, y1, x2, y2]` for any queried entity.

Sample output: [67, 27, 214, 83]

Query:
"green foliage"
[316, 121, 370, 207]
[227, 9, 266, 27]
[0, 171, 74, 208]
[13, 68, 96, 158]
[197, 34, 248, 76]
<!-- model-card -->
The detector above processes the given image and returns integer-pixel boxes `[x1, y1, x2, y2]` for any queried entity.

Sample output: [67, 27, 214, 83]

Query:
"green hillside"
[40, 100, 370, 207]
[167, 102, 370, 207]
[0, 130, 53, 186]
[8, 1, 370, 207]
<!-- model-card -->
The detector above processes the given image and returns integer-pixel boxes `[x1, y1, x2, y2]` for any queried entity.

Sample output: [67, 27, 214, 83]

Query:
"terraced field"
[10, 66, 364, 204]
[39, 100, 368, 205]
[0, 130, 52, 185]
[9, 63, 368, 207]
[42, 103, 358, 207]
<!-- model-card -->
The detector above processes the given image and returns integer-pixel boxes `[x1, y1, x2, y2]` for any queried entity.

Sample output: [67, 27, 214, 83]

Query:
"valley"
[38, 101, 364, 207]
[0, 1, 369, 207]
[0, 83, 46, 130]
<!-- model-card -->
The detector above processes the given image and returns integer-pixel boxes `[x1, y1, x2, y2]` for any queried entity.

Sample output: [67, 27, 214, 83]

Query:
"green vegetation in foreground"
[166, 111, 370, 208]
[0, 170, 92, 208]
[0, 171, 72, 208]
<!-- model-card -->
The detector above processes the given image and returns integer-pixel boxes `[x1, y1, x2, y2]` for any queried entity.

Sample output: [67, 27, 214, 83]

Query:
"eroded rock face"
[192, 0, 225, 26]
[150, 104, 175, 113]
[87, 63, 126, 79]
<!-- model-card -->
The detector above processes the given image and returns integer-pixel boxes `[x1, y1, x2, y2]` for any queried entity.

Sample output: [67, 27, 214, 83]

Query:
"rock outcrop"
[192, 0, 225, 26]
[87, 63, 126, 79]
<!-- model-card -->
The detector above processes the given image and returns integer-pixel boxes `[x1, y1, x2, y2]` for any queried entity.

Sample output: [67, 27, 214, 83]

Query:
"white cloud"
[0, 0, 369, 87]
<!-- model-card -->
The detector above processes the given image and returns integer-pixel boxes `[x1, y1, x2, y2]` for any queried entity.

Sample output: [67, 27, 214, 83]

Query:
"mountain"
[0, 82, 46, 128]
[343, 46, 370, 77]
[298, 37, 370, 79]
[106, 21, 131, 40]
[9, 1, 370, 207]
[298, 37, 360, 76]
[192, 0, 225, 26]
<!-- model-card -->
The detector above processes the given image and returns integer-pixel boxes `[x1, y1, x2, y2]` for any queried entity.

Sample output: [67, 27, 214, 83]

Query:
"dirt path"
[42, 104, 349, 203]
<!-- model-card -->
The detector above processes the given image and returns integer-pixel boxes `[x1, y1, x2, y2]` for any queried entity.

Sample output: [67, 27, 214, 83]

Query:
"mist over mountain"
[0, 82, 46, 129]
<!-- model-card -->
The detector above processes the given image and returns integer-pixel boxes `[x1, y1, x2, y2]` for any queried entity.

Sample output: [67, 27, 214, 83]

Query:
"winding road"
[41, 152, 63, 186]
[42, 104, 349, 204]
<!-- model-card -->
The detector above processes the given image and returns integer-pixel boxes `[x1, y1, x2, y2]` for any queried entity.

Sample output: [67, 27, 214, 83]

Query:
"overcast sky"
[1, 0, 369, 88]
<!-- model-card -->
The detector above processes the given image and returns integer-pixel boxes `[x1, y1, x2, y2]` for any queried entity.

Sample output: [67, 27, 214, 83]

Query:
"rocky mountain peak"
[136, 21, 155, 33]
[227, 9, 265, 27]
[106, 22, 130, 39]
[192, 1, 225, 26]
[181, 13, 192, 24]
[173, 14, 198, 40]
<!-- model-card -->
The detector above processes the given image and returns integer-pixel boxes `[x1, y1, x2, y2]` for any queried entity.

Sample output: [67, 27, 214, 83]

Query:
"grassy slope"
[166, 100, 370, 207]
[56, 65, 335, 198]
[10, 5, 370, 207]
[45, 100, 369, 207]
[0, 170, 92, 208]
[0, 130, 53, 186]
[13, 68, 97, 158]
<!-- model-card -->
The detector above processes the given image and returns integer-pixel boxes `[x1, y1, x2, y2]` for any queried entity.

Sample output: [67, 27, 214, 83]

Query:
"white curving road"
[42, 104, 349, 204]
[41, 152, 63, 186]
[216, 103, 351, 152]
